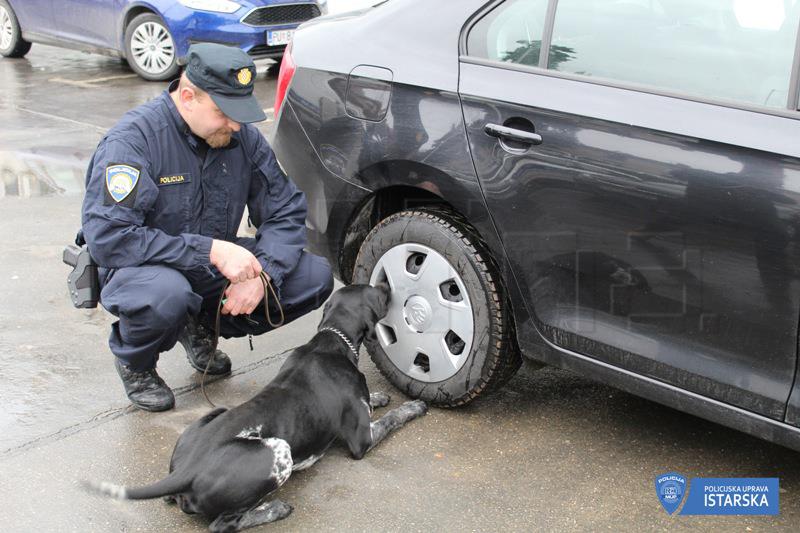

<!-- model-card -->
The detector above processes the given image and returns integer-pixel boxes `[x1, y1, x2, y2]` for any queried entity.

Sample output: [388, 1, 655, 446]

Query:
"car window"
[466, 0, 550, 67]
[547, 0, 800, 109]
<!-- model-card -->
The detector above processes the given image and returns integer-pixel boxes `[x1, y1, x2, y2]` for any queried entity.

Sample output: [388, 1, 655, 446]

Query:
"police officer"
[81, 43, 333, 412]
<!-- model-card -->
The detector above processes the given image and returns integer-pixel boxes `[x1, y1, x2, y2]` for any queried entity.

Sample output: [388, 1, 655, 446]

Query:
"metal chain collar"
[319, 326, 359, 363]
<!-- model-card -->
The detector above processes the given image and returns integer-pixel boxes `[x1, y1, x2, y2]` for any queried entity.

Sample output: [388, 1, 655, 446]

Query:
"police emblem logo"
[105, 164, 140, 203]
[236, 68, 252, 86]
[655, 472, 687, 515]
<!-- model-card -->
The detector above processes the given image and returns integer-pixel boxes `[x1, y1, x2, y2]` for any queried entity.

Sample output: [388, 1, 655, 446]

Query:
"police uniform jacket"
[80, 82, 307, 291]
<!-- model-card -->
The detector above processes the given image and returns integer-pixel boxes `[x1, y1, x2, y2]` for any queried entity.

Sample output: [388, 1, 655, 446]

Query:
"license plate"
[267, 30, 294, 46]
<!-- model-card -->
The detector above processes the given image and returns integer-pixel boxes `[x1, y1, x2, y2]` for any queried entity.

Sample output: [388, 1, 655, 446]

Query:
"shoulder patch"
[105, 164, 140, 203]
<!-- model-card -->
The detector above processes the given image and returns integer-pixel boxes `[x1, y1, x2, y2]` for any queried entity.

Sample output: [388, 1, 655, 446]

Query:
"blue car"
[0, 0, 326, 80]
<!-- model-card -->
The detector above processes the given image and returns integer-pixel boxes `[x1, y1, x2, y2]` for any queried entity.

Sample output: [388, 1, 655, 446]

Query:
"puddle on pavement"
[0, 331, 113, 452]
[0, 347, 68, 451]
[0, 149, 87, 198]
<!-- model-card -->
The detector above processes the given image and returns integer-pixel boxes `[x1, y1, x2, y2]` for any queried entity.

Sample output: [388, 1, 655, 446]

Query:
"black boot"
[178, 314, 232, 375]
[114, 359, 175, 412]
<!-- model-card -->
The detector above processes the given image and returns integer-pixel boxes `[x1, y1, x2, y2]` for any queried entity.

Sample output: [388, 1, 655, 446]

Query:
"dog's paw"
[278, 501, 294, 515]
[402, 399, 428, 416]
[256, 499, 294, 521]
[369, 391, 390, 408]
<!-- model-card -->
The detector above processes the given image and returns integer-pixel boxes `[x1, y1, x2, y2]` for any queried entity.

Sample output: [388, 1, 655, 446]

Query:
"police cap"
[179, 43, 266, 123]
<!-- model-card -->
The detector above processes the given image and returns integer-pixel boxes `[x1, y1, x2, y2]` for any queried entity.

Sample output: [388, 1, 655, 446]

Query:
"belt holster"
[63, 230, 99, 309]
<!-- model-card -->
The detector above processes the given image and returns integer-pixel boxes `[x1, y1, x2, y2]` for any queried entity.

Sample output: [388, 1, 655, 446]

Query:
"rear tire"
[0, 0, 32, 58]
[124, 13, 179, 81]
[354, 207, 522, 407]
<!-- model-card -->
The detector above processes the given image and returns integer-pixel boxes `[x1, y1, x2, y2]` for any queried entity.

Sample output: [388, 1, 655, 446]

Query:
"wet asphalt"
[2, 43, 800, 533]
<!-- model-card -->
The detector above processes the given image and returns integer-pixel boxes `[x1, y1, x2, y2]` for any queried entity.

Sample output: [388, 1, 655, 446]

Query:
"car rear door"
[458, 0, 800, 420]
[56, 0, 121, 49]
[8, 0, 55, 36]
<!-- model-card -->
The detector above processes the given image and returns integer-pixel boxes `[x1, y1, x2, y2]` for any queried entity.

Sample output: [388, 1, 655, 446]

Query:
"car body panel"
[276, 0, 511, 282]
[459, 63, 800, 419]
[533, 326, 800, 452]
[57, 0, 122, 49]
[275, 68, 518, 295]
[7, 0, 55, 35]
[272, 0, 800, 450]
[288, 0, 489, 93]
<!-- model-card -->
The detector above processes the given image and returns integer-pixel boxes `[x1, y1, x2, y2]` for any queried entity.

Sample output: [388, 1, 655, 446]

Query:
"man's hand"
[222, 274, 269, 316]
[210, 240, 262, 283]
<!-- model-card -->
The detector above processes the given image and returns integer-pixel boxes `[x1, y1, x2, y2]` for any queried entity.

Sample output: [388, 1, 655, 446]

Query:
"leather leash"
[201, 271, 284, 408]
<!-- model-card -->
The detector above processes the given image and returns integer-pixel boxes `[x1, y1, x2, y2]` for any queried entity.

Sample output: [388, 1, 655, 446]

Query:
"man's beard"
[206, 128, 233, 148]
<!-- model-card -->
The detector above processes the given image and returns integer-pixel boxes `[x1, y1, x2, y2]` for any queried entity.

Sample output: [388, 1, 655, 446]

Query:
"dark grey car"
[272, 0, 800, 451]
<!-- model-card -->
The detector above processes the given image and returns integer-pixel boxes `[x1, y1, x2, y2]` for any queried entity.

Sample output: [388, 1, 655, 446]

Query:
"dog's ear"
[366, 283, 390, 317]
[374, 281, 391, 300]
[362, 283, 391, 339]
[317, 299, 334, 328]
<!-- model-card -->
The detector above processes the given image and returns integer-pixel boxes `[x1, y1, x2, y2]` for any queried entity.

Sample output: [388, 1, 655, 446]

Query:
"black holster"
[63, 230, 100, 309]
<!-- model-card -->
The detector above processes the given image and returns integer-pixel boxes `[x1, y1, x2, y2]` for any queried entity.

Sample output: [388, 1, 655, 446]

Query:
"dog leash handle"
[200, 271, 285, 408]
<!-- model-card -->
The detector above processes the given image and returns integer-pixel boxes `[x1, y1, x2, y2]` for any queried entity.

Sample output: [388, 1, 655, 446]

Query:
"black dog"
[87, 284, 428, 532]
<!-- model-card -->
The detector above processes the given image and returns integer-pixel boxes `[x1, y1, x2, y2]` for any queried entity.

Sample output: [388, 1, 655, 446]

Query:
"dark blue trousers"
[100, 239, 333, 372]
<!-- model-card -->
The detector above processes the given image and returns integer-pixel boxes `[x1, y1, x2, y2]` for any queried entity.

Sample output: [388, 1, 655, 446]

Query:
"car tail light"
[274, 40, 296, 118]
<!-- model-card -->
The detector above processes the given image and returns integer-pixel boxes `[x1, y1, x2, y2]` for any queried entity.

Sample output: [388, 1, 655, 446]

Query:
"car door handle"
[484, 123, 543, 146]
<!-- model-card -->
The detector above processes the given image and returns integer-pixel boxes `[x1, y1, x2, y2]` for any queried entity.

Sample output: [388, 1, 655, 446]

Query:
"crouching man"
[81, 43, 332, 411]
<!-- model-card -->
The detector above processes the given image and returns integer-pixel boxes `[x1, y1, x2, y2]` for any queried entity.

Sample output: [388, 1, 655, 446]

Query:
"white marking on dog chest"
[263, 438, 293, 486]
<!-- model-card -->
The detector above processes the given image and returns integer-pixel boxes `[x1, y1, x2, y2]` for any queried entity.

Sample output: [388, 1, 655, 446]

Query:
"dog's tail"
[82, 471, 190, 501]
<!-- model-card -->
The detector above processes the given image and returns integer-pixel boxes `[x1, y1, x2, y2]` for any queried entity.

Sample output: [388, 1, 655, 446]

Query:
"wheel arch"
[338, 184, 450, 285]
[119, 3, 161, 55]
[333, 154, 553, 364]
[338, 160, 509, 280]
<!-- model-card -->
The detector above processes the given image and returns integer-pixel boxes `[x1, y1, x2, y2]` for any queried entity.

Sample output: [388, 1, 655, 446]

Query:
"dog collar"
[319, 327, 359, 363]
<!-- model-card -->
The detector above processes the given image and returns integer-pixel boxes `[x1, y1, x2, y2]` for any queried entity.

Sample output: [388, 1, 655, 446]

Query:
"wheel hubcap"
[0, 7, 13, 51]
[404, 295, 433, 332]
[369, 243, 474, 383]
[130, 21, 174, 75]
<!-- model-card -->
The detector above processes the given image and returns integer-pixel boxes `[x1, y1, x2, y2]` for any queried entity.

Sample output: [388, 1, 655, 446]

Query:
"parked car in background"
[0, 0, 326, 80]
[272, 0, 800, 452]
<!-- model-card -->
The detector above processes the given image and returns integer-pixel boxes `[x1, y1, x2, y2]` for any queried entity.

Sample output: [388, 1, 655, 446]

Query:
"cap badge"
[237, 68, 252, 86]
